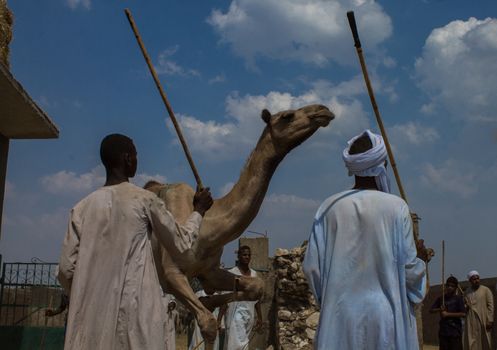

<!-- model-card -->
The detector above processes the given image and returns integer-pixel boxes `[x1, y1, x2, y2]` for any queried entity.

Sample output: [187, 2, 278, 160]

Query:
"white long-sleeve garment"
[303, 189, 426, 350]
[58, 182, 202, 350]
[223, 266, 258, 350]
[464, 284, 494, 350]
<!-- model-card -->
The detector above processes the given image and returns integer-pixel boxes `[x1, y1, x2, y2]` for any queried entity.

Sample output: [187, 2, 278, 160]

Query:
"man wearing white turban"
[463, 270, 494, 350]
[303, 130, 427, 350]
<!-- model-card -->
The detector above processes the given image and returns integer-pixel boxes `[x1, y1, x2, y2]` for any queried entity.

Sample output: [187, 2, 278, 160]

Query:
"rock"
[278, 309, 293, 320]
[290, 247, 304, 255]
[305, 328, 316, 340]
[291, 335, 302, 344]
[305, 312, 320, 328]
[275, 248, 290, 256]
[298, 309, 310, 318]
[274, 241, 319, 349]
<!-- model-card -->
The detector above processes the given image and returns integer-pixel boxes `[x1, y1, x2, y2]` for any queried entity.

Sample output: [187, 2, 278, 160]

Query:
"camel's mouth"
[311, 109, 335, 127]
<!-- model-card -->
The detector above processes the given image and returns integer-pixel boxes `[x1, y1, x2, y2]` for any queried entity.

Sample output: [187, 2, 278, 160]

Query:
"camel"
[146, 104, 334, 347]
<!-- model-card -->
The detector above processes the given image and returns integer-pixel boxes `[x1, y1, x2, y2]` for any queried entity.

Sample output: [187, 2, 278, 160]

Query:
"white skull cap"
[467, 270, 479, 280]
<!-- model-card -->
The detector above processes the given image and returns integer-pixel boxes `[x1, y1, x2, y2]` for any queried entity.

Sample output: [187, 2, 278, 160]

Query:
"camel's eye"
[281, 112, 294, 120]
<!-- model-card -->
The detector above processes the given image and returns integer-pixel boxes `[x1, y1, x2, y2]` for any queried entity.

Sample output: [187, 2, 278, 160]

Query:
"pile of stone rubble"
[272, 242, 319, 350]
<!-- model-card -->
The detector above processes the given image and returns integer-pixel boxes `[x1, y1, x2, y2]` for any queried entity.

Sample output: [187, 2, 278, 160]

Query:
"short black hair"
[238, 245, 251, 255]
[349, 132, 372, 155]
[100, 134, 135, 169]
[446, 276, 459, 286]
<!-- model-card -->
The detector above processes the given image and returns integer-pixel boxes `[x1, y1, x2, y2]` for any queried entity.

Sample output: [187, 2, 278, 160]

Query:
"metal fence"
[0, 258, 65, 327]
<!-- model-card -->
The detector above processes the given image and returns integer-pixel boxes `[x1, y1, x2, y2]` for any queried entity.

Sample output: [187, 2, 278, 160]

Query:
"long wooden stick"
[441, 240, 445, 308]
[192, 339, 214, 350]
[346, 11, 407, 203]
[124, 9, 203, 188]
[192, 340, 204, 350]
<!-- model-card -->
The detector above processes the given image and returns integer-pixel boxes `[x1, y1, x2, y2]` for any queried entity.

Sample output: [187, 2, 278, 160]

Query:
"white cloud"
[41, 166, 105, 195]
[41, 166, 167, 195]
[390, 122, 439, 145]
[156, 46, 200, 77]
[173, 79, 370, 161]
[382, 56, 396, 68]
[420, 160, 478, 198]
[208, 74, 226, 85]
[172, 114, 237, 156]
[1, 205, 70, 264]
[415, 17, 497, 122]
[264, 193, 320, 209]
[207, 0, 392, 67]
[420, 102, 436, 115]
[37, 95, 52, 108]
[66, 0, 91, 10]
[3, 206, 69, 239]
[39, 207, 71, 238]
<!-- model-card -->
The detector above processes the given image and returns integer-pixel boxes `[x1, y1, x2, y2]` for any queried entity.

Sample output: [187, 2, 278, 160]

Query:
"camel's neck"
[202, 130, 284, 247]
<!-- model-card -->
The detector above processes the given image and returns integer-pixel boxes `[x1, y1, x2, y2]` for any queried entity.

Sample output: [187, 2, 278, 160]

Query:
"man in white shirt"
[464, 270, 494, 350]
[218, 246, 262, 350]
[58, 133, 213, 350]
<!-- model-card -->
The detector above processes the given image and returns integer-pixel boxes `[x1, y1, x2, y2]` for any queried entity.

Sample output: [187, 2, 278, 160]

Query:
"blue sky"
[1, 0, 497, 283]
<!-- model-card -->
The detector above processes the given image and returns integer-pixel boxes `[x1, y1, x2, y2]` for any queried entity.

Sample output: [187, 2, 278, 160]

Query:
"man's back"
[58, 133, 212, 350]
[303, 189, 426, 350]
[60, 182, 167, 349]
[316, 189, 407, 285]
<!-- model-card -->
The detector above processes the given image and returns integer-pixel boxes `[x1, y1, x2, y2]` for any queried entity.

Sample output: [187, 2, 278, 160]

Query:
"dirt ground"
[175, 333, 438, 350]
[176, 333, 188, 349]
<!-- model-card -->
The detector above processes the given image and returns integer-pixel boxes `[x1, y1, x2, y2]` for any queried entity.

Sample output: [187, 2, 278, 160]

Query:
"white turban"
[467, 270, 479, 280]
[342, 130, 390, 193]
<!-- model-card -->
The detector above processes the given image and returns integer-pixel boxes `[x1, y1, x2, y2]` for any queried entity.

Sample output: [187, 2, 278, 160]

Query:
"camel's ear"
[261, 109, 272, 124]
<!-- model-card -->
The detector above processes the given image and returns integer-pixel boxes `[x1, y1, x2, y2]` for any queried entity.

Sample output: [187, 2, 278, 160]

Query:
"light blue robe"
[303, 190, 426, 350]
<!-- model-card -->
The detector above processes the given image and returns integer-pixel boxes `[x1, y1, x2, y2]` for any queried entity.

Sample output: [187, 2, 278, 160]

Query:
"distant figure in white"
[164, 294, 179, 350]
[463, 270, 494, 350]
[218, 246, 262, 350]
[303, 130, 427, 350]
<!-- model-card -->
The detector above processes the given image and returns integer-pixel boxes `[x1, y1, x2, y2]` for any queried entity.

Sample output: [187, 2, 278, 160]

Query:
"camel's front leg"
[152, 239, 217, 345]
[162, 266, 219, 345]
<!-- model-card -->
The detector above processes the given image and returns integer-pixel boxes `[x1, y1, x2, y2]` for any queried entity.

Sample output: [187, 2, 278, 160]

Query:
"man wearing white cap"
[463, 270, 494, 350]
[303, 130, 427, 350]
[164, 294, 179, 350]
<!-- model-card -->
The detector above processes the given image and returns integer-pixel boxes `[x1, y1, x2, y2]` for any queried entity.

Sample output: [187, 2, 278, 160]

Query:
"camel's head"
[261, 104, 334, 154]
